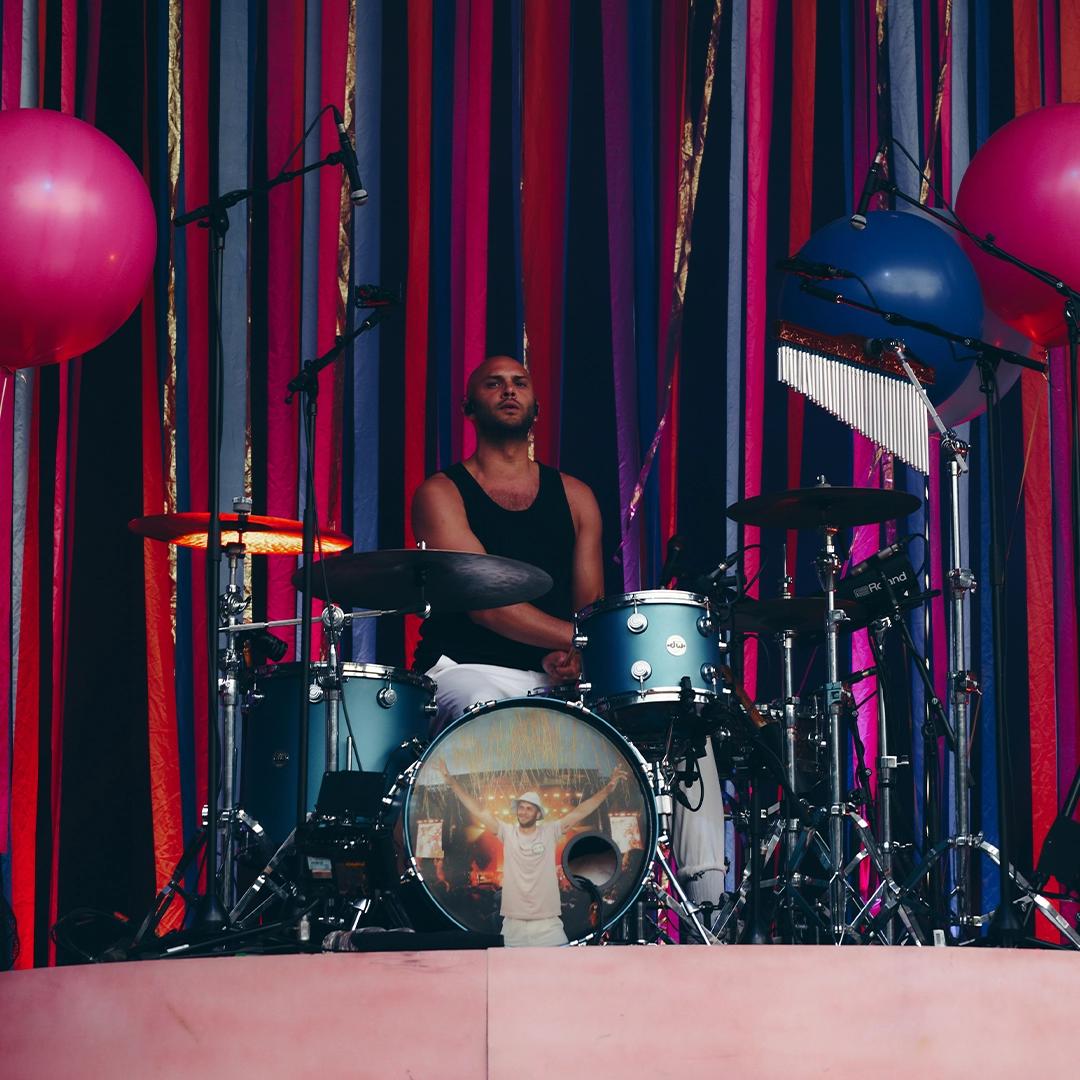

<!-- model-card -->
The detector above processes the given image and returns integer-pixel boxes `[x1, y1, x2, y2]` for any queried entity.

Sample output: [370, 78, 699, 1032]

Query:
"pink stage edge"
[3, 946, 1079, 1078]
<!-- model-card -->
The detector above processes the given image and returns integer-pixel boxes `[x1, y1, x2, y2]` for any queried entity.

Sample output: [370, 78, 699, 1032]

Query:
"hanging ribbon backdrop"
[2, 0, 1079, 966]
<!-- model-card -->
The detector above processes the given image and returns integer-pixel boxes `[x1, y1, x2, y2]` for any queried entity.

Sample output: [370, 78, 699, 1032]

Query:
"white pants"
[501, 916, 569, 948]
[423, 657, 726, 909]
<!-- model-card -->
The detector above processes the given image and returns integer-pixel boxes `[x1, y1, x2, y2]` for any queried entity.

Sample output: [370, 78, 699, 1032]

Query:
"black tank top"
[414, 462, 576, 673]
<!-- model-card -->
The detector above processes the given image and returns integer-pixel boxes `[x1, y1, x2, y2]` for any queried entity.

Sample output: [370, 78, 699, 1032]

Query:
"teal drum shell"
[575, 590, 722, 734]
[396, 697, 657, 944]
[240, 662, 435, 846]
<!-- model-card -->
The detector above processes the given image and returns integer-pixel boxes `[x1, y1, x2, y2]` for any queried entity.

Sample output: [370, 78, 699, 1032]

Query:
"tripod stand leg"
[131, 826, 207, 949]
[650, 843, 718, 945]
[230, 828, 298, 927]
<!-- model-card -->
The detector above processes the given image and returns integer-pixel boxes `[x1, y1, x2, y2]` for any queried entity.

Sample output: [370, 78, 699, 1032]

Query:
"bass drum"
[387, 697, 657, 944]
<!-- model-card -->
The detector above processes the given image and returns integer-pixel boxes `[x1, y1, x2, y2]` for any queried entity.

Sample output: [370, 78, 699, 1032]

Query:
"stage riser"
[3, 947, 1077, 1077]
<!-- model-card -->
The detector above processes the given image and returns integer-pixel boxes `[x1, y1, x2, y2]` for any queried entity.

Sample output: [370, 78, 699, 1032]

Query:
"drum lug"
[626, 611, 648, 634]
[307, 681, 324, 703]
[630, 660, 652, 688]
[701, 663, 718, 686]
[572, 631, 588, 650]
[423, 701, 438, 716]
[376, 686, 398, 709]
[696, 613, 715, 637]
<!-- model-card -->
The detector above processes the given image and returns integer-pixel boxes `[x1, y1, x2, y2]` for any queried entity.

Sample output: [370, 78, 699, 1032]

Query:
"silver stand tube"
[944, 437, 975, 928]
[321, 604, 347, 774]
[219, 537, 249, 908]
[896, 345, 977, 930]
[780, 561, 799, 862]
[814, 510, 846, 944]
[870, 622, 895, 945]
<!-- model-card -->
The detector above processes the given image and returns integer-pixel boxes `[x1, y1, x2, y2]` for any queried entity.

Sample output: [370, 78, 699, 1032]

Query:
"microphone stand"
[172, 146, 358, 932]
[873, 178, 1080, 656]
[285, 308, 394, 831]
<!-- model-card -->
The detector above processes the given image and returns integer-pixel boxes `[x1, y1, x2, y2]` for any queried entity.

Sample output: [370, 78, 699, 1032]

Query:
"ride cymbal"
[129, 512, 352, 556]
[726, 485, 920, 529]
[292, 548, 554, 612]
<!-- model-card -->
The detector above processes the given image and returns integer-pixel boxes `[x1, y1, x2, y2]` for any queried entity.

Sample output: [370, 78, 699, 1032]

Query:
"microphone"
[332, 106, 368, 205]
[843, 665, 878, 689]
[656, 534, 686, 588]
[698, 548, 743, 589]
[850, 141, 889, 230]
[848, 535, 913, 577]
[776, 256, 855, 281]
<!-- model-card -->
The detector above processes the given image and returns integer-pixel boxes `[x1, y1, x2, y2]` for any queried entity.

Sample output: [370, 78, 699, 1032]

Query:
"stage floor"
[3, 945, 1078, 1078]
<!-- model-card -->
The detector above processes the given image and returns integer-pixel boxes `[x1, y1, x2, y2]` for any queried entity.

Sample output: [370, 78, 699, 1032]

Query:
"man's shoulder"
[414, 469, 462, 502]
[556, 471, 600, 520]
[555, 470, 595, 499]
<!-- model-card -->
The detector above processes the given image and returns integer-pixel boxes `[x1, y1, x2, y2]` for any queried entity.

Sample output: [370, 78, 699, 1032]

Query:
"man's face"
[465, 357, 538, 439]
[515, 800, 540, 827]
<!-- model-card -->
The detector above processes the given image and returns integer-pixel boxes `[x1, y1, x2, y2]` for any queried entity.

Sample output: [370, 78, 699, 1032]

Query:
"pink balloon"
[0, 108, 156, 369]
[955, 103, 1080, 347]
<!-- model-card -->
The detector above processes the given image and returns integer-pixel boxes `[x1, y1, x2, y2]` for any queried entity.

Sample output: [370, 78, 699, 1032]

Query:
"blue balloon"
[778, 210, 984, 404]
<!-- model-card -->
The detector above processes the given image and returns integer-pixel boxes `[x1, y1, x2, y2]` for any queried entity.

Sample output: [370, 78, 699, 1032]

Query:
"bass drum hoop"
[255, 660, 435, 697]
[396, 695, 657, 941]
[588, 685, 718, 717]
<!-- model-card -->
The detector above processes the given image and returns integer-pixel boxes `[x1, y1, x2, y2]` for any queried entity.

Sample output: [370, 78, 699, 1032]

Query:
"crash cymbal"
[292, 548, 554, 612]
[129, 512, 352, 556]
[720, 596, 871, 635]
[726, 485, 921, 529]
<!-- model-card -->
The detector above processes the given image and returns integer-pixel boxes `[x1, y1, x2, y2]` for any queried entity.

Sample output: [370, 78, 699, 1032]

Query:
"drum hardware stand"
[875, 834, 1080, 949]
[172, 125, 373, 932]
[892, 345, 980, 935]
[218, 521, 251, 908]
[811, 480, 850, 944]
[640, 756, 719, 945]
[804, 245, 1051, 943]
[286, 309, 394, 836]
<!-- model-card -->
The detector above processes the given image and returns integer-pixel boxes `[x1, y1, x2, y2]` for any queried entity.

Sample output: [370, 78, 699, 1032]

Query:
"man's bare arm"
[411, 475, 575, 651]
[560, 764, 628, 831]
[563, 475, 604, 612]
[436, 759, 500, 832]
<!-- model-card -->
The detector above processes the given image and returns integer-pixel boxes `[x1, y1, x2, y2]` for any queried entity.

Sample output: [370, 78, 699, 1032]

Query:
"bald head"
[462, 355, 538, 438]
[465, 355, 528, 400]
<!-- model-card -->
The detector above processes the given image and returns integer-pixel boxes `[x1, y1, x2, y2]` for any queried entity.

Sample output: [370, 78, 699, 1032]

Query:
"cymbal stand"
[813, 494, 847, 944]
[285, 308, 393, 833]
[218, 528, 251, 907]
[892, 344, 979, 932]
[779, 560, 800, 864]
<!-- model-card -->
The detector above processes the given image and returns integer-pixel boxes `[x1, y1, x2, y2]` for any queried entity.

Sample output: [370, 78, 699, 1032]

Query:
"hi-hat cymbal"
[129, 512, 352, 556]
[720, 596, 871, 635]
[292, 548, 554, 612]
[726, 485, 920, 529]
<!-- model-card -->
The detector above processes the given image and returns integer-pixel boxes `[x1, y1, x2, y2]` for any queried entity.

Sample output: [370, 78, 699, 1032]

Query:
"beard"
[471, 402, 538, 441]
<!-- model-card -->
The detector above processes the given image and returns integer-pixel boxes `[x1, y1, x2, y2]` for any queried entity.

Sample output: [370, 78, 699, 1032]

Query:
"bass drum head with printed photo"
[400, 697, 656, 944]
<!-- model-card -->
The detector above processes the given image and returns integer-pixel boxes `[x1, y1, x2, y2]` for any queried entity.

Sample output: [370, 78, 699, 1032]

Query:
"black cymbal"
[720, 596, 871, 635]
[292, 548, 554, 612]
[726, 485, 921, 529]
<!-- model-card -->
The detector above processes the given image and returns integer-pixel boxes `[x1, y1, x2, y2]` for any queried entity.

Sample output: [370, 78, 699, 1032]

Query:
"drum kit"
[125, 466, 1080, 954]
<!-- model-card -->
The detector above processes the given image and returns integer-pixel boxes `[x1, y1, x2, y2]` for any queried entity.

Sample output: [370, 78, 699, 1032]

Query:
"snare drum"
[385, 696, 657, 944]
[240, 662, 436, 845]
[575, 590, 722, 733]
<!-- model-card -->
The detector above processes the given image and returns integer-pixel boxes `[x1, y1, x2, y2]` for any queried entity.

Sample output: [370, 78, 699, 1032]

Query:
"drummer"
[411, 354, 727, 916]
[411, 353, 603, 719]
